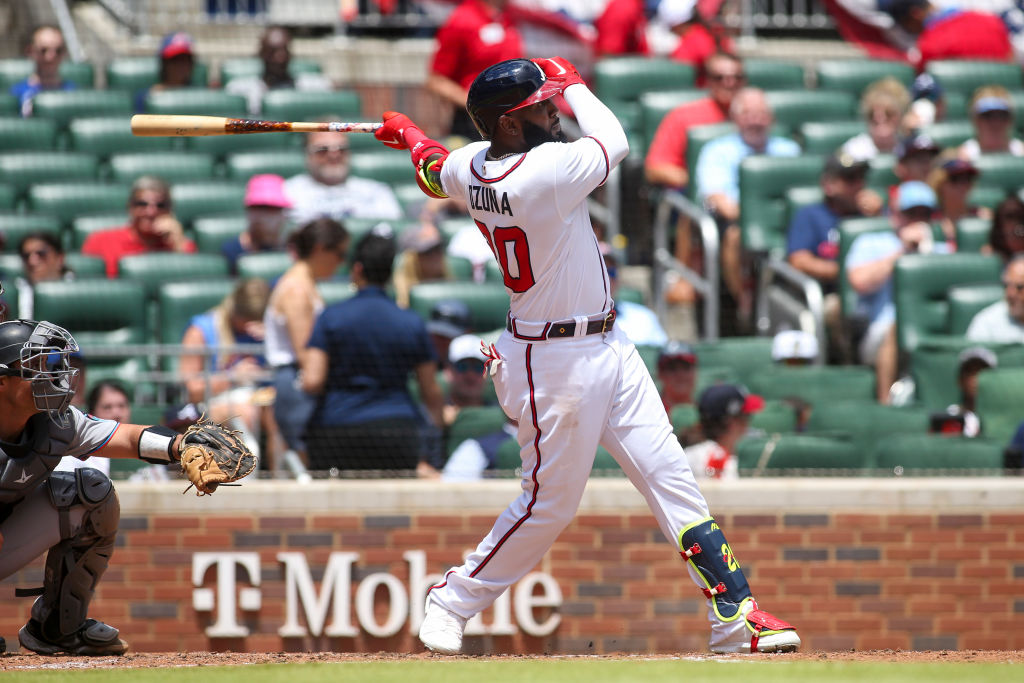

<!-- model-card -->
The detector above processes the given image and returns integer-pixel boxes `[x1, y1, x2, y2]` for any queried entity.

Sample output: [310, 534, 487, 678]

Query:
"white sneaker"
[419, 601, 468, 654]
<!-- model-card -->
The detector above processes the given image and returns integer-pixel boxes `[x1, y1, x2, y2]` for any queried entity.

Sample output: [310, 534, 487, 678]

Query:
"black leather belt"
[507, 310, 616, 339]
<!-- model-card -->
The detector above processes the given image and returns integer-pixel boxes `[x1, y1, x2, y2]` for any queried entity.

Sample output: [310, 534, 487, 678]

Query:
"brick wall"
[2, 479, 1022, 653]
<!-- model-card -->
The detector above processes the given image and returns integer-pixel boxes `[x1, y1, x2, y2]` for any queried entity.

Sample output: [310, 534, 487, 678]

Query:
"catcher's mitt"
[178, 417, 258, 496]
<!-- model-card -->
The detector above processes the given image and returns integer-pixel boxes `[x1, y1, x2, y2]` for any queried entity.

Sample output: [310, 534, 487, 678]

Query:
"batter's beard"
[522, 120, 567, 147]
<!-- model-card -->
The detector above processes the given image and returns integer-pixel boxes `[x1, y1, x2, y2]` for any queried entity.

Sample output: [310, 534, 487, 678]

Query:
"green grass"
[5, 660, 1021, 683]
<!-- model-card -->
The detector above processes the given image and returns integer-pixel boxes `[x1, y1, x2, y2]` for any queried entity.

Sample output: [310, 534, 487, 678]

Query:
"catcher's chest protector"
[0, 414, 74, 507]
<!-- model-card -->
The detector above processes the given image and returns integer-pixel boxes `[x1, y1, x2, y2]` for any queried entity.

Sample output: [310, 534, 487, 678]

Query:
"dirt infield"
[2, 650, 1024, 670]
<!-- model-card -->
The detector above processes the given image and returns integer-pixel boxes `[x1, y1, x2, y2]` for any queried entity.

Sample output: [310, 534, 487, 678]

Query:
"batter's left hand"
[376, 111, 415, 150]
[532, 57, 584, 90]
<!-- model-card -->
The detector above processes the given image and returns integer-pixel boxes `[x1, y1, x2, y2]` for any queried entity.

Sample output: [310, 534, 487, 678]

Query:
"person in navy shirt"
[301, 230, 444, 476]
[10, 25, 74, 117]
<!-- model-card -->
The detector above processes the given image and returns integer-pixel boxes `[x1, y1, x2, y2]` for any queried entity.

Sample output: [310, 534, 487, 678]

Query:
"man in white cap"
[443, 333, 491, 427]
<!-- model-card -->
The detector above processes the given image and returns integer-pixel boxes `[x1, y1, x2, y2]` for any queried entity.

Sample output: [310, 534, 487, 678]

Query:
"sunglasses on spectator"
[708, 73, 745, 83]
[34, 46, 65, 55]
[132, 199, 170, 210]
[1003, 281, 1024, 293]
[948, 174, 976, 185]
[309, 145, 350, 155]
[452, 359, 485, 374]
[978, 111, 1011, 121]
[20, 248, 53, 261]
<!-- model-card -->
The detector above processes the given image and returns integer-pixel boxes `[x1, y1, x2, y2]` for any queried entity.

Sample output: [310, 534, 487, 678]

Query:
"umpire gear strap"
[139, 425, 178, 464]
[678, 517, 754, 622]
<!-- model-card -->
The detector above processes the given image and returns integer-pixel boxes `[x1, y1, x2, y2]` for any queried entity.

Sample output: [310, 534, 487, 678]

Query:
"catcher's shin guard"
[679, 517, 800, 653]
[21, 469, 126, 654]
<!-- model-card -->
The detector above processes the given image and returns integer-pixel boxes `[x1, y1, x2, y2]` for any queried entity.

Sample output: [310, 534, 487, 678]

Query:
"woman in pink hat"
[222, 174, 293, 274]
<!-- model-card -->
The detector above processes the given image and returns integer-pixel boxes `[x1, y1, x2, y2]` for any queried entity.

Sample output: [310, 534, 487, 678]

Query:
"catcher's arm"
[94, 423, 183, 462]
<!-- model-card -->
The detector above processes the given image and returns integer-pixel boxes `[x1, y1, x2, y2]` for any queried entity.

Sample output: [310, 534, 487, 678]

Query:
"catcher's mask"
[466, 59, 562, 140]
[0, 319, 80, 426]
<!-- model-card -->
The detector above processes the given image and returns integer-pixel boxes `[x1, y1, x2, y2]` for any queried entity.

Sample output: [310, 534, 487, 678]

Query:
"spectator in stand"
[427, 0, 523, 140]
[426, 299, 473, 368]
[225, 26, 332, 116]
[944, 346, 997, 438]
[987, 195, 1024, 261]
[285, 129, 403, 226]
[442, 334, 490, 428]
[393, 222, 451, 309]
[771, 330, 819, 366]
[54, 381, 133, 478]
[10, 25, 73, 117]
[12, 232, 73, 319]
[601, 241, 667, 347]
[966, 254, 1024, 343]
[683, 383, 764, 480]
[904, 72, 946, 130]
[879, 0, 1013, 68]
[594, 0, 649, 57]
[136, 32, 196, 111]
[840, 77, 911, 163]
[959, 87, 1024, 161]
[82, 176, 196, 278]
[179, 278, 271, 441]
[890, 132, 941, 205]
[846, 181, 950, 403]
[264, 218, 349, 457]
[441, 415, 517, 481]
[302, 231, 443, 475]
[695, 87, 800, 329]
[657, 340, 698, 416]
[927, 156, 990, 247]
[657, 0, 734, 87]
[223, 174, 292, 274]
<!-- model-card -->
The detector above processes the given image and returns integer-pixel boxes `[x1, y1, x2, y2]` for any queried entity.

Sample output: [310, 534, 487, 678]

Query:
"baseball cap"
[427, 299, 471, 339]
[401, 223, 443, 253]
[896, 180, 937, 211]
[658, 340, 697, 367]
[657, 0, 697, 27]
[958, 346, 998, 370]
[771, 330, 819, 362]
[244, 174, 292, 209]
[159, 32, 194, 59]
[895, 132, 941, 160]
[823, 153, 869, 179]
[448, 334, 487, 364]
[698, 384, 764, 420]
[973, 96, 1011, 116]
[942, 158, 979, 179]
[911, 73, 943, 102]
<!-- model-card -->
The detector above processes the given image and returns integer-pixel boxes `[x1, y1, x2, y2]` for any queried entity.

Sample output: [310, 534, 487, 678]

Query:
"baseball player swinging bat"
[130, 114, 382, 137]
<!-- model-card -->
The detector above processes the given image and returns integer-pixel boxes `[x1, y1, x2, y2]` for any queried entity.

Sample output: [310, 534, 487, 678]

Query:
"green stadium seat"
[318, 279, 357, 304]
[118, 253, 229, 300]
[32, 90, 133, 128]
[70, 213, 128, 250]
[192, 214, 247, 253]
[0, 253, 24, 281]
[955, 216, 992, 253]
[0, 94, 16, 117]
[349, 150, 416, 185]
[894, 252, 1002, 352]
[976, 368, 1024, 444]
[784, 185, 824, 227]
[408, 281, 510, 332]
[805, 400, 931, 450]
[638, 90, 708, 154]
[837, 216, 892, 317]
[765, 90, 858, 132]
[446, 405, 508, 458]
[909, 336, 982, 411]
[798, 120, 865, 155]
[185, 130, 293, 157]
[691, 337, 773, 387]
[157, 280, 236, 344]
[0, 117, 58, 151]
[394, 183, 427, 218]
[0, 152, 99, 196]
[224, 150, 306, 180]
[591, 446, 619, 474]
[27, 182, 131, 228]
[0, 213, 61, 246]
[220, 57, 322, 84]
[868, 433, 1003, 473]
[0, 183, 13, 210]
[0, 267, 18, 310]
[744, 58, 805, 91]
[694, 365, 740, 394]
[947, 282, 1003, 335]
[814, 59, 914, 96]
[260, 90, 362, 122]
[968, 185, 1008, 210]
[65, 253, 107, 279]
[925, 60, 1023, 95]
[751, 399, 797, 434]
[447, 255, 475, 281]
[866, 153, 899, 188]
[920, 120, 974, 149]
[237, 251, 293, 281]
[739, 155, 824, 254]
[145, 89, 247, 117]
[594, 57, 695, 104]
[107, 152, 216, 184]
[170, 181, 247, 225]
[735, 434, 864, 473]
[69, 116, 175, 156]
[105, 57, 209, 92]
[669, 403, 698, 433]
[0, 59, 94, 89]
[746, 365, 876, 405]
[971, 155, 1024, 193]
[33, 279, 147, 347]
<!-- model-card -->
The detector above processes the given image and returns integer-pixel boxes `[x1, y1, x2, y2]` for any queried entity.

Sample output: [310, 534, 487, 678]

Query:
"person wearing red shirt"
[82, 175, 196, 278]
[880, 0, 1013, 68]
[594, 0, 649, 57]
[658, 0, 734, 86]
[427, 0, 523, 140]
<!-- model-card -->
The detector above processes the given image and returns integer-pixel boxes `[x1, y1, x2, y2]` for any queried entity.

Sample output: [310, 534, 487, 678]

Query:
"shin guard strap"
[679, 517, 754, 622]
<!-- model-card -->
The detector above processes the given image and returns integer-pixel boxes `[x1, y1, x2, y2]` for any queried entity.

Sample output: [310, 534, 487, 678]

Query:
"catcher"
[0, 318, 256, 655]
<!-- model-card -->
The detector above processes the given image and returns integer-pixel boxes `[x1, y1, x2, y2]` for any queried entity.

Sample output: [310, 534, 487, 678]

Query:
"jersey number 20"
[475, 220, 536, 293]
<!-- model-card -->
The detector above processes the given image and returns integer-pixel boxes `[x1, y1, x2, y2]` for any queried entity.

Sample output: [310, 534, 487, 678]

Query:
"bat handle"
[327, 122, 382, 133]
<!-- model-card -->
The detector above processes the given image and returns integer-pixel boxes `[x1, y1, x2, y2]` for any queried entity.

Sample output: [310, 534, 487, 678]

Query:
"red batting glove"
[531, 56, 585, 90]
[375, 111, 415, 150]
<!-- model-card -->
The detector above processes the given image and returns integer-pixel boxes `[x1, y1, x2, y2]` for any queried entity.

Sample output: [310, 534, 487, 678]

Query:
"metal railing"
[728, 0, 835, 39]
[651, 189, 719, 341]
[755, 257, 827, 364]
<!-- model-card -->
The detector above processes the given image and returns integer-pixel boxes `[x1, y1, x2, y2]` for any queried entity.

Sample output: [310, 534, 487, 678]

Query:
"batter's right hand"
[376, 111, 415, 150]
[532, 57, 585, 90]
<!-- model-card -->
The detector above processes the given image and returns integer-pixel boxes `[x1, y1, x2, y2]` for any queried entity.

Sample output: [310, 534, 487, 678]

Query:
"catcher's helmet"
[466, 59, 562, 140]
[0, 319, 80, 425]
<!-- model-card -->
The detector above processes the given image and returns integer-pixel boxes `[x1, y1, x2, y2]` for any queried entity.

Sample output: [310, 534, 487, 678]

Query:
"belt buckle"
[601, 310, 613, 334]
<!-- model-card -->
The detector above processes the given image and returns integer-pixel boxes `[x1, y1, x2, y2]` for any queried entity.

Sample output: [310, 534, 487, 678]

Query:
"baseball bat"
[130, 114, 382, 137]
